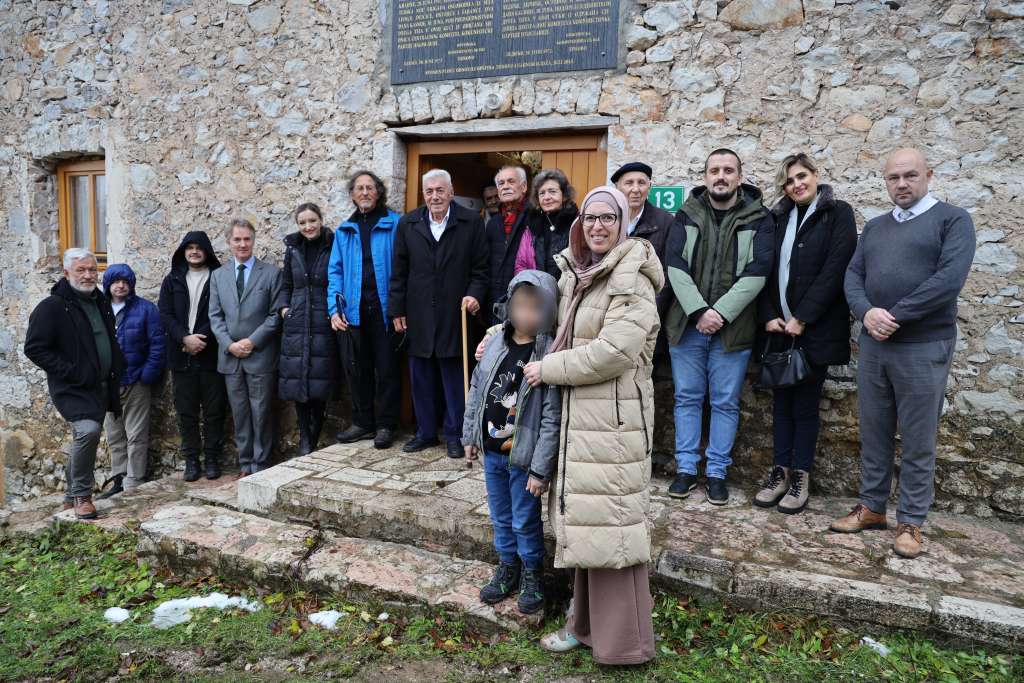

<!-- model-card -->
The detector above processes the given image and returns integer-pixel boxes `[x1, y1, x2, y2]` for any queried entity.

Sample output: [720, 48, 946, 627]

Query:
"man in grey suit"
[208, 218, 283, 475]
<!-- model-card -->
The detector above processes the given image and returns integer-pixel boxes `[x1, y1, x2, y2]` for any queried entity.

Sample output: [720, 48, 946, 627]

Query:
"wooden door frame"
[404, 133, 607, 211]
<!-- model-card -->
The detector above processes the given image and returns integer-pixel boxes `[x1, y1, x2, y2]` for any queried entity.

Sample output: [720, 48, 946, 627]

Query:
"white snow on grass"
[104, 607, 131, 623]
[150, 592, 260, 629]
[308, 610, 344, 630]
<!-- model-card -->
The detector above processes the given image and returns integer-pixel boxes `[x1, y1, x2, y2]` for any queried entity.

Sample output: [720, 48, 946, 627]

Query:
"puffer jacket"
[102, 263, 166, 386]
[540, 238, 663, 570]
[462, 270, 562, 480]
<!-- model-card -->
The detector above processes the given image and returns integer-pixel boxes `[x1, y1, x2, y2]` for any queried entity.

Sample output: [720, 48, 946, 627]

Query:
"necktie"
[898, 209, 913, 222]
[236, 263, 246, 298]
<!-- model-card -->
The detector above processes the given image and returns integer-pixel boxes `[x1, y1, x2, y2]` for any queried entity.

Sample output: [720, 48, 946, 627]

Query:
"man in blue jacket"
[99, 263, 166, 497]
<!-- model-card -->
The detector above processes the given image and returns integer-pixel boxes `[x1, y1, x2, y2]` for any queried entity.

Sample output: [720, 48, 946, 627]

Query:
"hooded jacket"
[462, 269, 562, 480]
[102, 264, 166, 386]
[158, 231, 222, 372]
[664, 183, 774, 352]
[540, 237, 664, 570]
[25, 278, 126, 422]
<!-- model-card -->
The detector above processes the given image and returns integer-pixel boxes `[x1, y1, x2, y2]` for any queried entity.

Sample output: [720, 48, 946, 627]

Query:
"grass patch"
[0, 525, 1020, 682]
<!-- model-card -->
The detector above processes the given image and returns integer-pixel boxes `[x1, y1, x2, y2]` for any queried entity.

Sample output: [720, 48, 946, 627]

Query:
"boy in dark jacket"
[157, 231, 227, 481]
[24, 249, 125, 519]
[99, 263, 166, 497]
[462, 269, 561, 615]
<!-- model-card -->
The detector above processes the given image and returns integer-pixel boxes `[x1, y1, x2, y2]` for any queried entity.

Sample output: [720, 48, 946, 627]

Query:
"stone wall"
[0, 0, 1021, 517]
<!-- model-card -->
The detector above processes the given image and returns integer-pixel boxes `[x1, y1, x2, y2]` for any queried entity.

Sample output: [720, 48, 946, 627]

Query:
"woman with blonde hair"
[754, 153, 857, 513]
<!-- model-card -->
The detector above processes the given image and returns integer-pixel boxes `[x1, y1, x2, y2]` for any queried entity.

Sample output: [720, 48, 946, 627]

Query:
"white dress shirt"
[892, 192, 938, 222]
[428, 207, 450, 242]
[627, 207, 645, 235]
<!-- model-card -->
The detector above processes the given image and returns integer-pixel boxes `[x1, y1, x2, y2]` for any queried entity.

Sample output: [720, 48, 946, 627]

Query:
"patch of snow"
[308, 610, 344, 630]
[150, 592, 260, 629]
[104, 607, 131, 623]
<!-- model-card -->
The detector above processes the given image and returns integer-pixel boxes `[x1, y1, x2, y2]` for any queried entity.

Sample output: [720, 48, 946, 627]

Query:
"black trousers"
[348, 303, 401, 431]
[172, 366, 227, 463]
[771, 364, 828, 472]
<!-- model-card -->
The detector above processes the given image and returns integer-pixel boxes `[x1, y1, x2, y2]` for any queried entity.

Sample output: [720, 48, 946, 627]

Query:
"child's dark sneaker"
[517, 568, 545, 614]
[479, 562, 521, 604]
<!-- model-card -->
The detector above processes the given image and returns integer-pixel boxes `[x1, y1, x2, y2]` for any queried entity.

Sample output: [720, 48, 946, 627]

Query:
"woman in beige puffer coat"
[524, 185, 662, 666]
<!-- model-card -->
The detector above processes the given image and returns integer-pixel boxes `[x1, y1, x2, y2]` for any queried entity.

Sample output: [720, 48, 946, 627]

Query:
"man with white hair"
[388, 169, 489, 457]
[485, 165, 532, 322]
[25, 248, 125, 519]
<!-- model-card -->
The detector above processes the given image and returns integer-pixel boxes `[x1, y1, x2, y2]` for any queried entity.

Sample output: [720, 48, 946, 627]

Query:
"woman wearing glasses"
[523, 185, 662, 665]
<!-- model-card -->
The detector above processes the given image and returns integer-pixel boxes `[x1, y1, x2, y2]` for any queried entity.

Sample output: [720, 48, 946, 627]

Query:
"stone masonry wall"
[0, 0, 1021, 517]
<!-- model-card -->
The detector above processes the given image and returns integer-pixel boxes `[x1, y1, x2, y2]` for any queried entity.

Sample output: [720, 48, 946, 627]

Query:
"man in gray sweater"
[830, 148, 975, 559]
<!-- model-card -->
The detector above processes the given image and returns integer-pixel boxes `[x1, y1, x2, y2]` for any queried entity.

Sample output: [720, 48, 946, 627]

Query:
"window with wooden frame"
[57, 159, 107, 266]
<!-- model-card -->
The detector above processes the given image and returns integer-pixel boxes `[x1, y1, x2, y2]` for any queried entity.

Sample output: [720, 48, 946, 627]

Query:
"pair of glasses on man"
[580, 213, 620, 227]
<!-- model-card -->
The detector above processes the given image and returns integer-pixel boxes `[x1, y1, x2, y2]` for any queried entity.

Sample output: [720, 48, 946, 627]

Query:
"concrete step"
[55, 497, 540, 633]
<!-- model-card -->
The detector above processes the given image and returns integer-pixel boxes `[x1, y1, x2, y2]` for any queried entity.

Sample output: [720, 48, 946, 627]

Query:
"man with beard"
[663, 149, 774, 505]
[25, 248, 126, 518]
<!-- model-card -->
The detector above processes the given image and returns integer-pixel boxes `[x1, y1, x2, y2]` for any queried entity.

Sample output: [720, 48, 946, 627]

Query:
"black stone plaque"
[391, 0, 620, 85]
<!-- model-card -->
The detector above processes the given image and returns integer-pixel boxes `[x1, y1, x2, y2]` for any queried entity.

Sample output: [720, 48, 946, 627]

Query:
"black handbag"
[758, 334, 811, 389]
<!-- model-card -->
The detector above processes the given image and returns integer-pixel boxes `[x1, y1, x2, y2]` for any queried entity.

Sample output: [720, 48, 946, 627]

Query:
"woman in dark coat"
[755, 153, 857, 514]
[277, 202, 338, 456]
[527, 168, 579, 280]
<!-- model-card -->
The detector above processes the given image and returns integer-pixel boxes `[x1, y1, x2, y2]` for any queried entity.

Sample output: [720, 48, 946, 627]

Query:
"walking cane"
[461, 299, 472, 469]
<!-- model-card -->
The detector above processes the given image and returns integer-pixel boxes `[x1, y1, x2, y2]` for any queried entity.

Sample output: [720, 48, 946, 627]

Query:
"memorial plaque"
[391, 0, 620, 85]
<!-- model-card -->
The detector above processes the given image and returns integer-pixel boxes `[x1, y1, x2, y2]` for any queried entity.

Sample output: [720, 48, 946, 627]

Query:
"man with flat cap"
[613, 161, 675, 380]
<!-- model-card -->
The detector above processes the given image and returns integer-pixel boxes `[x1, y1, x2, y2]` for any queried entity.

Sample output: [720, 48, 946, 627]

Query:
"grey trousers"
[66, 418, 102, 501]
[103, 383, 152, 490]
[856, 333, 955, 526]
[224, 370, 274, 474]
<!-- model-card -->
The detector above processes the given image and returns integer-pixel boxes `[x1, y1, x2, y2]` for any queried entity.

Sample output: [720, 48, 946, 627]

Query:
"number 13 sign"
[650, 186, 685, 212]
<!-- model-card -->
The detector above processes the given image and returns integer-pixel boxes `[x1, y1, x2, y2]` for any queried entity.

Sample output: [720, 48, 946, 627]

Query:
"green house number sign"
[650, 186, 685, 212]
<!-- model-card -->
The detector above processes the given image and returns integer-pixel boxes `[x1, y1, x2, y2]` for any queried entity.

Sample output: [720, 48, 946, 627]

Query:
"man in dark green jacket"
[663, 149, 774, 505]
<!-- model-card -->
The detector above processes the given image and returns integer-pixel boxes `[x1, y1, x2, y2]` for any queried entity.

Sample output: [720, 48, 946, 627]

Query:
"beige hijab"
[550, 186, 630, 353]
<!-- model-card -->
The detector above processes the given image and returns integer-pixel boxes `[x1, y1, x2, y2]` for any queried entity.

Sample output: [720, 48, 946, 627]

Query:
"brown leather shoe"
[61, 501, 74, 512]
[73, 496, 98, 520]
[893, 523, 923, 559]
[829, 503, 887, 533]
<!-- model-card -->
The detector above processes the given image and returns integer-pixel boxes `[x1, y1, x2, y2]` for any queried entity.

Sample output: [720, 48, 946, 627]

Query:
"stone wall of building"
[0, 0, 1021, 517]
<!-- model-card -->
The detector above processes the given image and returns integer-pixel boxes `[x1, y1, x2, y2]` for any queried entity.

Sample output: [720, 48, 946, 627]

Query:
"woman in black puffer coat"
[527, 168, 579, 281]
[276, 202, 339, 455]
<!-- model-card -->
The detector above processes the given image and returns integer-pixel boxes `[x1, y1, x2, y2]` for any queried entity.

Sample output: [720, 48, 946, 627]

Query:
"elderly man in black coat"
[388, 169, 489, 458]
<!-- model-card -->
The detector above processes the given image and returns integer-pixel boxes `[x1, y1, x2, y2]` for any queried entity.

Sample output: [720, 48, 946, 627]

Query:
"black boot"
[96, 474, 124, 500]
[296, 403, 314, 457]
[204, 454, 222, 480]
[183, 457, 202, 482]
[308, 404, 325, 455]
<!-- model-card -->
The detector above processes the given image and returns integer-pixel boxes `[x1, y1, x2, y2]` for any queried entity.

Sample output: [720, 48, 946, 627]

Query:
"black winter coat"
[485, 206, 531, 322]
[632, 200, 675, 318]
[388, 204, 489, 359]
[276, 230, 339, 402]
[529, 203, 579, 281]
[158, 231, 222, 372]
[24, 278, 126, 422]
[757, 184, 858, 367]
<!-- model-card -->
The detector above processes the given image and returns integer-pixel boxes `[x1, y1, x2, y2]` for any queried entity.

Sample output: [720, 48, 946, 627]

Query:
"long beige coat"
[541, 238, 664, 570]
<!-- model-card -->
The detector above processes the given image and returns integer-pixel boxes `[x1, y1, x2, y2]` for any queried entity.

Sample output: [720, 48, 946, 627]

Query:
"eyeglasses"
[581, 213, 619, 227]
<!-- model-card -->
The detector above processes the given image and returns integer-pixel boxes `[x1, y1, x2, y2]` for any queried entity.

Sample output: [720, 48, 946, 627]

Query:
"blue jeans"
[483, 450, 544, 570]
[669, 326, 752, 479]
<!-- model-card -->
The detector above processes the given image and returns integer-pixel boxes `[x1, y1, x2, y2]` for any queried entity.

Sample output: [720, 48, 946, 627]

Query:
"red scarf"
[501, 198, 525, 239]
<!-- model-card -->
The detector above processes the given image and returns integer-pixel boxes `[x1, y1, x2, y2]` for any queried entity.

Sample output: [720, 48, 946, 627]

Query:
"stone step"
[134, 503, 541, 632]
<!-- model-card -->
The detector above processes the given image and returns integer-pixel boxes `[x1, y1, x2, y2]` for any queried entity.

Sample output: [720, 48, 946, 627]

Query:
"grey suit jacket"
[208, 257, 283, 374]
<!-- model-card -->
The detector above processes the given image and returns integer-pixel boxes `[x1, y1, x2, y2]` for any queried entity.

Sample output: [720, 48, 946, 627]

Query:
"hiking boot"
[183, 457, 202, 482]
[204, 455, 222, 480]
[893, 523, 924, 559]
[753, 466, 789, 508]
[830, 503, 887, 533]
[479, 562, 521, 604]
[374, 427, 396, 450]
[336, 425, 374, 444]
[668, 472, 699, 499]
[706, 477, 729, 505]
[402, 435, 440, 453]
[777, 469, 809, 515]
[96, 474, 124, 500]
[517, 568, 545, 615]
[73, 496, 98, 520]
